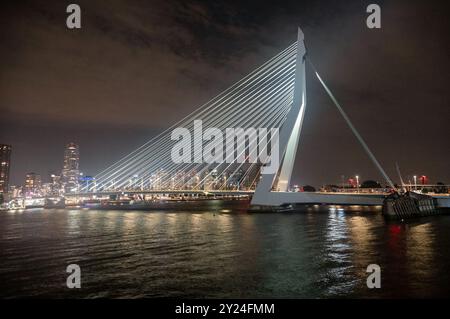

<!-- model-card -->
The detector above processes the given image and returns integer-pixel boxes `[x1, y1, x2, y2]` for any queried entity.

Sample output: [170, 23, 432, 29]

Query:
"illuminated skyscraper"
[24, 172, 41, 197]
[61, 143, 80, 193]
[0, 144, 12, 198]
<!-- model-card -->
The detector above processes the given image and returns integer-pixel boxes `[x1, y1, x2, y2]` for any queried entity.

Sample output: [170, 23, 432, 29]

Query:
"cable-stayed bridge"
[74, 28, 396, 207]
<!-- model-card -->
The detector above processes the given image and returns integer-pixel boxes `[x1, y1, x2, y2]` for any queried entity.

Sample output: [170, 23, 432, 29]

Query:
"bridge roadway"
[14, 191, 450, 208]
[67, 190, 390, 206]
[67, 190, 255, 197]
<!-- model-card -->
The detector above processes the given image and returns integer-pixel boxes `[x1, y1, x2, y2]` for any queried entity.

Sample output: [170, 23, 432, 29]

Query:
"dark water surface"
[1, 201, 450, 298]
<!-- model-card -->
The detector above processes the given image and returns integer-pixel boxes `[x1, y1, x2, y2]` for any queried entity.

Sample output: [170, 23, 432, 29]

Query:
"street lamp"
[413, 175, 417, 191]
[356, 175, 360, 193]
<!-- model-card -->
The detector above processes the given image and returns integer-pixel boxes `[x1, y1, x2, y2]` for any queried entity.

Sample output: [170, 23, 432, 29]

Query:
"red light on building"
[348, 178, 355, 187]
[420, 175, 427, 185]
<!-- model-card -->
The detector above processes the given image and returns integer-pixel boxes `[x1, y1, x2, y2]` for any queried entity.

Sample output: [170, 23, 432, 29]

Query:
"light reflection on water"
[0, 202, 450, 298]
[323, 208, 355, 296]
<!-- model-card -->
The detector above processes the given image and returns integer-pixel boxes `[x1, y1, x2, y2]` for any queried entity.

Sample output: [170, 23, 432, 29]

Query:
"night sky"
[1, 0, 449, 187]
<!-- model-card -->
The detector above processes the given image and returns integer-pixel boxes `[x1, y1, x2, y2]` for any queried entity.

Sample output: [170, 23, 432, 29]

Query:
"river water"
[1, 201, 450, 298]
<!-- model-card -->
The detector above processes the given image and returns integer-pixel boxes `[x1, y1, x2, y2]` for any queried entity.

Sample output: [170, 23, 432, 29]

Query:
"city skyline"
[1, 139, 443, 193]
[2, 142, 82, 197]
[1, 0, 449, 187]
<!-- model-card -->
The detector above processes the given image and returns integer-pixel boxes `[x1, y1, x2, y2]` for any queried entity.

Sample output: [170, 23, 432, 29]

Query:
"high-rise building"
[24, 172, 42, 197]
[61, 143, 80, 193]
[46, 173, 62, 196]
[0, 144, 12, 198]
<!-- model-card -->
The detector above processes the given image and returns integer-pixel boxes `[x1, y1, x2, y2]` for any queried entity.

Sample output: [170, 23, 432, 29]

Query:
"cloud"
[0, 0, 270, 128]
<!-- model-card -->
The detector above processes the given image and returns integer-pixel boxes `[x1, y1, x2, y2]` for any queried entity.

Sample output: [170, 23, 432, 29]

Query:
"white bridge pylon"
[252, 28, 393, 207]
[252, 28, 307, 201]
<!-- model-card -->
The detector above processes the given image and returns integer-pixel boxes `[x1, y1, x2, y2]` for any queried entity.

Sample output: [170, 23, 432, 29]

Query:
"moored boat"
[382, 191, 440, 220]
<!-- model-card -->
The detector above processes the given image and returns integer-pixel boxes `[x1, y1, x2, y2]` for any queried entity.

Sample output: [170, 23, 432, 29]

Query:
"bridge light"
[356, 175, 360, 193]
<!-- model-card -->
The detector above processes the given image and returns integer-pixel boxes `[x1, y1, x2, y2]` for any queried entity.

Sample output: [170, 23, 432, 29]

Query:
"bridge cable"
[307, 58, 396, 191]
[91, 46, 297, 190]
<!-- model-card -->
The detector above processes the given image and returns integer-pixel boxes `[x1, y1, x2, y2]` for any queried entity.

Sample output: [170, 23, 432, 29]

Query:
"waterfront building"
[41, 182, 53, 196]
[0, 144, 12, 199]
[50, 174, 63, 195]
[10, 185, 21, 198]
[61, 143, 80, 193]
[41, 174, 63, 196]
[24, 172, 42, 197]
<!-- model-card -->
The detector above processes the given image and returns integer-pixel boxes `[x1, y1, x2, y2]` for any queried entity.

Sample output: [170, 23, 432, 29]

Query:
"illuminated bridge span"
[80, 28, 396, 207]
[74, 190, 254, 197]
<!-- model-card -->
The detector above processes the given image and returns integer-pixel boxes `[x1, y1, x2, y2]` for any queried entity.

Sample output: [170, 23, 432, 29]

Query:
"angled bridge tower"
[251, 28, 307, 205]
[251, 28, 386, 207]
